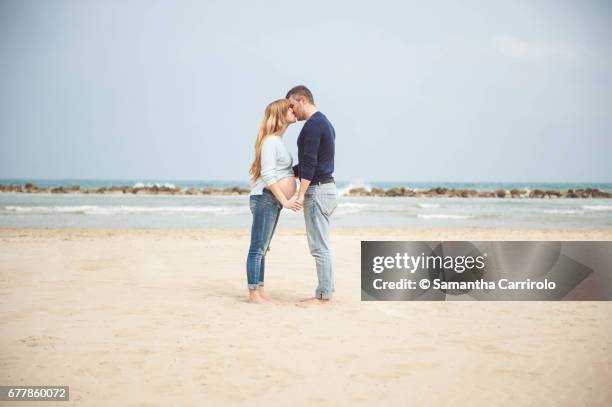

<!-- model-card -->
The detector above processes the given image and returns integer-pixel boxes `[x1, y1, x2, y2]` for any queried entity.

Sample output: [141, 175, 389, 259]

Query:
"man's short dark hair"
[286, 85, 315, 105]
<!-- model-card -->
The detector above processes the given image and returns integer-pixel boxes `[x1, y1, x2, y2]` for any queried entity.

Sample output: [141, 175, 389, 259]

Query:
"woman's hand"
[281, 198, 295, 210]
[266, 183, 295, 210]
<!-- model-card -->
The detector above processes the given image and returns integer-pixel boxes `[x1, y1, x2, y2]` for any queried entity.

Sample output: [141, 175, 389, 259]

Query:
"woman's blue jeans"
[246, 188, 282, 289]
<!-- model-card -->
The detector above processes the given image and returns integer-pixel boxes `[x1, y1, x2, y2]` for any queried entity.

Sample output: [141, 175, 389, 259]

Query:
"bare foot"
[248, 290, 266, 304]
[258, 288, 272, 302]
[296, 298, 330, 307]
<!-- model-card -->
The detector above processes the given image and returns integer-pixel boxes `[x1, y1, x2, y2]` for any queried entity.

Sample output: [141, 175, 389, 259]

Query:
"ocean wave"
[335, 203, 374, 215]
[541, 209, 583, 215]
[132, 182, 177, 189]
[5, 205, 98, 213]
[335, 209, 363, 215]
[417, 203, 440, 209]
[337, 182, 372, 196]
[582, 205, 612, 212]
[417, 214, 472, 220]
[338, 202, 372, 208]
[3, 205, 246, 215]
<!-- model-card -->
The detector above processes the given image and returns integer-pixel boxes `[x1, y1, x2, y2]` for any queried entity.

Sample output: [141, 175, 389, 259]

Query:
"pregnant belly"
[277, 176, 296, 199]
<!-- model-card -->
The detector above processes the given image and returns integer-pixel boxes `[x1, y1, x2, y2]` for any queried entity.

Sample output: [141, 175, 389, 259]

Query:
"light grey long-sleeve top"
[250, 135, 294, 196]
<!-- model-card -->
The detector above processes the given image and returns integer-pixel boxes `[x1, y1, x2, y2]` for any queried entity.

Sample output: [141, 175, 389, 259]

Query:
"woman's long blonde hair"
[249, 99, 291, 184]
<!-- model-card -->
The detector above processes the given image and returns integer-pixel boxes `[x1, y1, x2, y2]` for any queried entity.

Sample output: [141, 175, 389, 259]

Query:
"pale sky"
[1, 0, 611, 182]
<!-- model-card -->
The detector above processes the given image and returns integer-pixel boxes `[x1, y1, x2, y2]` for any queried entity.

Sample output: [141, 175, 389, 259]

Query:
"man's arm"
[291, 179, 311, 211]
[298, 122, 322, 182]
[291, 122, 322, 211]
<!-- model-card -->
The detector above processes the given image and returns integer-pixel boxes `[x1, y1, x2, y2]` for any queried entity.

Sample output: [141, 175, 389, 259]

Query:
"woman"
[246, 99, 297, 304]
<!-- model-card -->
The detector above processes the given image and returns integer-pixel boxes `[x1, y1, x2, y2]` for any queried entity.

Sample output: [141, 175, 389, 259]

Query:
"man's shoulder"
[310, 112, 334, 134]
[304, 112, 331, 129]
[309, 111, 329, 122]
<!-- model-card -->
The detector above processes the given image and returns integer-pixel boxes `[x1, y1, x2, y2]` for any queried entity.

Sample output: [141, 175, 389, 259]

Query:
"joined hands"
[291, 196, 304, 212]
[283, 196, 303, 212]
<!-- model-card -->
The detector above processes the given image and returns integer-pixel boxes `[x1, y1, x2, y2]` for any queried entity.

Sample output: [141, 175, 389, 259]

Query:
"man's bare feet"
[248, 289, 266, 304]
[258, 287, 272, 302]
[296, 297, 330, 307]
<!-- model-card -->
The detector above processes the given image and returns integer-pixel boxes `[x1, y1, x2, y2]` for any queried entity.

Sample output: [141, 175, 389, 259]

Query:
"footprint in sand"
[18, 335, 61, 349]
[335, 353, 360, 366]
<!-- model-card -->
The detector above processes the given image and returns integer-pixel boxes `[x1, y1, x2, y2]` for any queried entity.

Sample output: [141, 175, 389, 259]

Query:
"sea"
[1, 179, 611, 229]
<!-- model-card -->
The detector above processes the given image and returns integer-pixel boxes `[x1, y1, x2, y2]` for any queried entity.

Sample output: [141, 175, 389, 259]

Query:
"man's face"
[288, 96, 306, 121]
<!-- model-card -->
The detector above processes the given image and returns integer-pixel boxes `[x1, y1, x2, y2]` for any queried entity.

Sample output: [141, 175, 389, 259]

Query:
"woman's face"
[285, 107, 297, 124]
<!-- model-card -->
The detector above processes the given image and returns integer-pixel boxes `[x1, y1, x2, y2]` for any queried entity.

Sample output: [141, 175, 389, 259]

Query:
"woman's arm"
[260, 138, 293, 209]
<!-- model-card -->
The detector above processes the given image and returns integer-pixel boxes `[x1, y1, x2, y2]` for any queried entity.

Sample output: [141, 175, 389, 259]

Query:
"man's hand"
[293, 180, 311, 212]
[291, 196, 304, 211]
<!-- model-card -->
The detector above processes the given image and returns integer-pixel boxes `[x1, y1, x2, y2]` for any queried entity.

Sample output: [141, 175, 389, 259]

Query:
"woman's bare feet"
[248, 289, 266, 304]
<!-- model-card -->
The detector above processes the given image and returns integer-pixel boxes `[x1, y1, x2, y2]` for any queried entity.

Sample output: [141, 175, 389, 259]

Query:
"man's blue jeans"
[303, 182, 338, 299]
[246, 188, 282, 290]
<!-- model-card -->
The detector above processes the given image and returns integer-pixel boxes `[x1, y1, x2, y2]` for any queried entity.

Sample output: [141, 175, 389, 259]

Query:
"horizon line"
[1, 177, 612, 184]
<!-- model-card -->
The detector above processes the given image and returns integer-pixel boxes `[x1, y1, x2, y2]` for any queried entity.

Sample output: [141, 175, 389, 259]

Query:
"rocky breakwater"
[0, 183, 251, 195]
[346, 187, 612, 199]
[1, 183, 610, 198]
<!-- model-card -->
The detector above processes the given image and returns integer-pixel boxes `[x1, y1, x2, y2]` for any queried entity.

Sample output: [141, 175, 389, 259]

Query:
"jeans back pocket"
[318, 192, 338, 217]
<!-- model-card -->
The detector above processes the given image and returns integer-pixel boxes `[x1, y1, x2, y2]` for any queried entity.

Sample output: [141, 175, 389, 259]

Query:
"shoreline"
[2, 227, 612, 239]
[1, 182, 612, 198]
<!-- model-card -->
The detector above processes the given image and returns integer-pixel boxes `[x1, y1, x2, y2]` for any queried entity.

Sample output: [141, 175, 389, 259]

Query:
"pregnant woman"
[246, 99, 297, 304]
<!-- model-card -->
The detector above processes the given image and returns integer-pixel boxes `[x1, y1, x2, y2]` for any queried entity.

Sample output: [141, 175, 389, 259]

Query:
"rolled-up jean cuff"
[248, 284, 260, 290]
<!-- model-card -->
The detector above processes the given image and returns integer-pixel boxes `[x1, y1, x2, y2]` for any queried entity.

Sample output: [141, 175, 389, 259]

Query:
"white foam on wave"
[335, 203, 373, 216]
[417, 214, 472, 220]
[337, 182, 372, 196]
[582, 205, 612, 212]
[5, 205, 99, 213]
[542, 209, 582, 215]
[335, 209, 363, 215]
[3, 205, 245, 215]
[417, 203, 440, 209]
[132, 182, 177, 189]
[338, 202, 371, 208]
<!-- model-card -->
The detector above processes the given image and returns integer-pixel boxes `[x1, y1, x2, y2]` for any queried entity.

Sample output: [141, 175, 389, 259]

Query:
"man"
[286, 85, 338, 307]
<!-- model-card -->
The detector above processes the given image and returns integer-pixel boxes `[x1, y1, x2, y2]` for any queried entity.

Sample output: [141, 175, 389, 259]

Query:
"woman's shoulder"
[262, 135, 282, 147]
[263, 134, 281, 142]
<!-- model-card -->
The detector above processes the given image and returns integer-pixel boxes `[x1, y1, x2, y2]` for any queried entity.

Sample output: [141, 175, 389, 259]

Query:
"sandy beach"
[1, 227, 611, 406]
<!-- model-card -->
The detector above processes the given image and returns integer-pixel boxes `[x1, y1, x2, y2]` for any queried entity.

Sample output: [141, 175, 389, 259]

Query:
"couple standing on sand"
[245, 85, 337, 307]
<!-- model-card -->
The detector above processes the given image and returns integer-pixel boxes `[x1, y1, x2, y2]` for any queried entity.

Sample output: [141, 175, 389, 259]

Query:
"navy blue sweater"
[292, 111, 335, 182]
